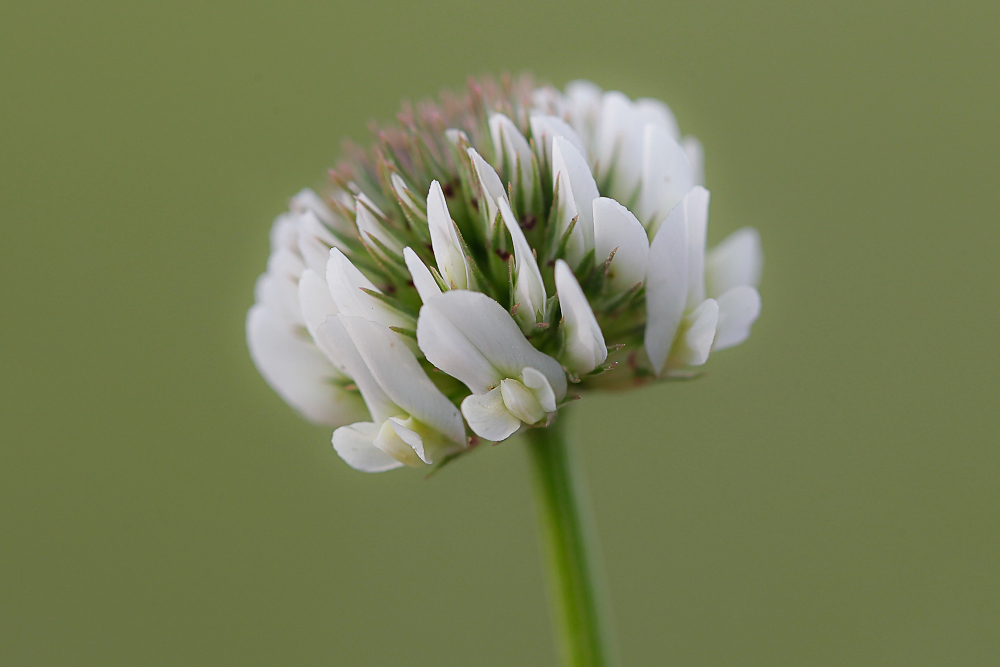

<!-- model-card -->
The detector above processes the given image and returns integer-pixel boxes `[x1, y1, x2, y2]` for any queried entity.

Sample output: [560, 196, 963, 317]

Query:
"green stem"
[524, 414, 617, 667]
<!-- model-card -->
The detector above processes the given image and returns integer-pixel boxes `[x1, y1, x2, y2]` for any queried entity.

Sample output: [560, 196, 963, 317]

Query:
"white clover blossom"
[247, 76, 763, 472]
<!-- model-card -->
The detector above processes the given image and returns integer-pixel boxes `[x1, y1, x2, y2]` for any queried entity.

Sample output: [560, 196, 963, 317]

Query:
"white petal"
[635, 98, 681, 140]
[592, 197, 650, 293]
[489, 113, 535, 206]
[291, 189, 337, 231]
[326, 248, 413, 331]
[705, 228, 763, 297]
[681, 186, 710, 307]
[467, 147, 506, 233]
[354, 196, 403, 256]
[713, 286, 761, 351]
[296, 212, 337, 275]
[255, 263, 303, 327]
[529, 114, 586, 172]
[390, 173, 426, 223]
[333, 422, 404, 473]
[500, 198, 546, 331]
[356, 191, 384, 213]
[521, 367, 558, 413]
[530, 85, 565, 116]
[417, 290, 567, 400]
[394, 416, 464, 465]
[670, 298, 719, 368]
[564, 80, 603, 148]
[555, 260, 607, 374]
[403, 247, 441, 303]
[246, 304, 365, 426]
[445, 128, 469, 145]
[374, 418, 426, 467]
[500, 378, 547, 425]
[596, 91, 645, 201]
[332, 188, 356, 211]
[297, 268, 338, 343]
[265, 245, 304, 283]
[313, 316, 397, 424]
[269, 213, 300, 253]
[339, 315, 465, 447]
[461, 388, 521, 442]
[637, 125, 694, 232]
[683, 137, 705, 187]
[416, 296, 504, 393]
[643, 207, 689, 376]
[427, 180, 471, 289]
[391, 419, 431, 466]
[552, 137, 599, 267]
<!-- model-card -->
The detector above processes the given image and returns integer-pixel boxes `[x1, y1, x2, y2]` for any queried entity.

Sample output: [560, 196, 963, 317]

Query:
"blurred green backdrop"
[2, 0, 998, 665]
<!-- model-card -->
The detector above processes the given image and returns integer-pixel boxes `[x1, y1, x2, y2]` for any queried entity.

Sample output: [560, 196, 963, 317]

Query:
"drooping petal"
[552, 136, 599, 267]
[467, 147, 506, 233]
[313, 315, 397, 425]
[297, 268, 338, 343]
[417, 290, 567, 400]
[326, 248, 413, 331]
[246, 304, 365, 426]
[265, 245, 305, 286]
[636, 125, 694, 233]
[461, 388, 520, 442]
[705, 228, 763, 297]
[333, 422, 404, 473]
[529, 114, 586, 173]
[255, 262, 303, 326]
[339, 315, 466, 448]
[403, 247, 441, 303]
[592, 197, 650, 293]
[489, 113, 535, 206]
[555, 260, 607, 374]
[644, 207, 689, 376]
[669, 298, 719, 368]
[426, 180, 472, 290]
[713, 286, 761, 351]
[500, 198, 546, 331]
[269, 212, 300, 253]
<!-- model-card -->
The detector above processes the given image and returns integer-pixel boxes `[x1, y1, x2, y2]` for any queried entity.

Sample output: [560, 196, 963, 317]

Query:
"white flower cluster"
[247, 78, 762, 472]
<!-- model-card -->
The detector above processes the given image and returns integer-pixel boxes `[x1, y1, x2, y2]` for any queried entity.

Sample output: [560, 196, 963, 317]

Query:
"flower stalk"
[525, 414, 616, 667]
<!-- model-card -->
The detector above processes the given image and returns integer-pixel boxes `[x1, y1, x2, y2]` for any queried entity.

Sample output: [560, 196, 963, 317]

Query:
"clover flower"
[247, 76, 763, 473]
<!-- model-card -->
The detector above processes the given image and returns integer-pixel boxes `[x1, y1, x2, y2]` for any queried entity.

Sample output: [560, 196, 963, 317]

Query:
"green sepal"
[507, 254, 516, 311]
[552, 214, 579, 265]
[388, 326, 418, 340]
[359, 287, 419, 319]
[423, 264, 449, 294]
[359, 233, 412, 286]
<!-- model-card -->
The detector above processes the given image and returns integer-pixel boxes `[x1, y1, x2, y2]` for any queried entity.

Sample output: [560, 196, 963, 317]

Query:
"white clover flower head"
[247, 75, 763, 473]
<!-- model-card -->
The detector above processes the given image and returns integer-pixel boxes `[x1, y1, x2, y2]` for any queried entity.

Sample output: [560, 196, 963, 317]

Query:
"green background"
[2, 0, 998, 664]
